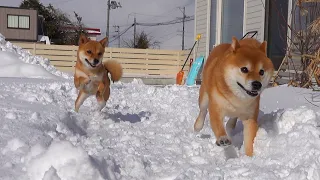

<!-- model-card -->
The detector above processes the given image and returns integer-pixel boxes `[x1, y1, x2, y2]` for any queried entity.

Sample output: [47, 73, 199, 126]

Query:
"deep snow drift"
[1, 33, 320, 180]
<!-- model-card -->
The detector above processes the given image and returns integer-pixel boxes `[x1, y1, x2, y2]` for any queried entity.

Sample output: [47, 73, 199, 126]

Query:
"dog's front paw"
[216, 136, 232, 147]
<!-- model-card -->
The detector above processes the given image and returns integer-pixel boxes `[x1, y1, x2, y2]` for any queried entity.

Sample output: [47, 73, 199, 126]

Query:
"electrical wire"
[109, 14, 194, 44]
[108, 24, 134, 43]
[136, 16, 194, 26]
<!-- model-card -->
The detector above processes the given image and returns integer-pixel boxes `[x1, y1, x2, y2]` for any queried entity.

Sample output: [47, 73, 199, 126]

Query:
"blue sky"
[2, 0, 195, 50]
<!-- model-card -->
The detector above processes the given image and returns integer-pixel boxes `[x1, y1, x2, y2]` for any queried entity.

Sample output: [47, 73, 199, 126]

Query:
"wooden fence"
[13, 42, 192, 78]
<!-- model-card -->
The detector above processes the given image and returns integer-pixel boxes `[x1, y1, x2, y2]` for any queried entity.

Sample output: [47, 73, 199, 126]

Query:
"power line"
[108, 15, 194, 45]
[109, 24, 134, 43]
[136, 16, 194, 26]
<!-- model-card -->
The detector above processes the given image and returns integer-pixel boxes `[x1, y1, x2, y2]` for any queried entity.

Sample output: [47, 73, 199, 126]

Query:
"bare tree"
[123, 31, 160, 49]
[275, 0, 320, 87]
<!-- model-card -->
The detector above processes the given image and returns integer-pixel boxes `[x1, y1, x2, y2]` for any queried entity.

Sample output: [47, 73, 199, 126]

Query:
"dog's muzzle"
[85, 58, 99, 68]
[237, 82, 259, 97]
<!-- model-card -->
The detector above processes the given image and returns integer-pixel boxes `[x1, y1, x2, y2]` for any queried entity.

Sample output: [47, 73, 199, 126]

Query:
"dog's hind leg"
[226, 117, 238, 137]
[226, 117, 237, 129]
[95, 82, 110, 111]
[75, 90, 89, 112]
[243, 118, 258, 157]
[194, 85, 208, 132]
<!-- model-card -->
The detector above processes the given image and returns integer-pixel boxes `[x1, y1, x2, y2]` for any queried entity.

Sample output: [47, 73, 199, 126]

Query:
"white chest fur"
[75, 69, 105, 94]
[212, 89, 256, 120]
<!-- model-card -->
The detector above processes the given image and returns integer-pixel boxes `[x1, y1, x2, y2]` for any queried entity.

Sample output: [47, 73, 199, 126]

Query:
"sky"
[1, 0, 195, 50]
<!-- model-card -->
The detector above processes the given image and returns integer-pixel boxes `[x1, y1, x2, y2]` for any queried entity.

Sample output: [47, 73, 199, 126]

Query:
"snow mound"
[0, 51, 61, 80]
[26, 140, 110, 180]
[42, 167, 61, 180]
[1, 138, 26, 155]
[0, 33, 72, 79]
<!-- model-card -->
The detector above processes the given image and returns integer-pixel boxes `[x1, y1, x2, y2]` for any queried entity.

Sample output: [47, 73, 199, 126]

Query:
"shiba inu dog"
[74, 34, 123, 112]
[193, 37, 274, 156]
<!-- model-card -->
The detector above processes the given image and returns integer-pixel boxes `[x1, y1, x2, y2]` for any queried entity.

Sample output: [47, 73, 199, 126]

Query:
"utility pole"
[106, 0, 110, 38]
[181, 7, 186, 50]
[113, 25, 120, 48]
[182, 7, 185, 50]
[106, 0, 122, 46]
[133, 16, 136, 48]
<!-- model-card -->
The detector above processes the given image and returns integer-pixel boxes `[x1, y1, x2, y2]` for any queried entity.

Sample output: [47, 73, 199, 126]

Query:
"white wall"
[194, 0, 209, 58]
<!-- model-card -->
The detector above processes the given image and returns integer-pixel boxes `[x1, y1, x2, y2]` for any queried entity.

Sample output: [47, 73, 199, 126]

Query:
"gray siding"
[244, 0, 265, 42]
[195, 0, 208, 58]
[209, 0, 216, 50]
[0, 7, 37, 41]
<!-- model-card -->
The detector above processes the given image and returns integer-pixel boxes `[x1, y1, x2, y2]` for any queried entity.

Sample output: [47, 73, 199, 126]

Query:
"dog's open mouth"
[85, 59, 97, 68]
[237, 82, 259, 97]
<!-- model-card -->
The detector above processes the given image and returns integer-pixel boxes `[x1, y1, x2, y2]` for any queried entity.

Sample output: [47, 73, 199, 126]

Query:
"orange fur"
[73, 34, 123, 112]
[194, 37, 274, 157]
[103, 60, 123, 82]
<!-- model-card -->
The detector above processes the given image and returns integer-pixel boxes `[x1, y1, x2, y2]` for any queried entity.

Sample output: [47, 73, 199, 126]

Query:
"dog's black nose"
[93, 59, 99, 64]
[251, 81, 262, 90]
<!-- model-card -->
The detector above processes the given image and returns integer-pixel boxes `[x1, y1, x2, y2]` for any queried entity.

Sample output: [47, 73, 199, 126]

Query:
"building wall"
[195, 0, 209, 58]
[0, 7, 37, 41]
[209, 0, 217, 50]
[243, 0, 266, 42]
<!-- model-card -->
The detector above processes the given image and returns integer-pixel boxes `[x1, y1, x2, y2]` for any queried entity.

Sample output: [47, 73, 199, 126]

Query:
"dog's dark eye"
[87, 50, 92, 54]
[240, 67, 249, 73]
[259, 69, 264, 76]
[98, 52, 102, 56]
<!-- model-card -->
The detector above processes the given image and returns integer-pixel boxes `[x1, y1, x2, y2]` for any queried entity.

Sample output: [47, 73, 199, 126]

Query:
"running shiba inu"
[74, 34, 123, 112]
[193, 37, 274, 156]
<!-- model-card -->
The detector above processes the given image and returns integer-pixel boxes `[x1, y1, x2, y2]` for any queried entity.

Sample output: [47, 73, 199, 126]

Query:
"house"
[0, 6, 38, 42]
[0, 6, 101, 44]
[85, 28, 102, 40]
[194, 0, 293, 70]
[62, 26, 102, 41]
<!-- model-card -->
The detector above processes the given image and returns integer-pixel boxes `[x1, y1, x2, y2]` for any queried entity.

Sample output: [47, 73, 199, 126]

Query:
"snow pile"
[0, 51, 61, 79]
[26, 140, 108, 180]
[1, 32, 320, 179]
[0, 77, 320, 179]
[0, 33, 71, 79]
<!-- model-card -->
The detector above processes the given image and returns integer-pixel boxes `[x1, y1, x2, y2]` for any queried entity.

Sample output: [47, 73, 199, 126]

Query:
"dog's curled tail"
[103, 60, 123, 82]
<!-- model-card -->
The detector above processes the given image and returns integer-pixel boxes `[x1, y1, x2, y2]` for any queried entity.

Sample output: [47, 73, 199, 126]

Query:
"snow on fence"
[13, 42, 191, 78]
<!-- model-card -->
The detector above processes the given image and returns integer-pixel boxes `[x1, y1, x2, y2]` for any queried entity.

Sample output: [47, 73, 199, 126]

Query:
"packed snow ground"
[1, 33, 320, 180]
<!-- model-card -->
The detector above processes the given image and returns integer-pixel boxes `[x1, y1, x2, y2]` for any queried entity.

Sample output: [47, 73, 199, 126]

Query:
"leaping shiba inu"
[74, 34, 123, 112]
[193, 37, 274, 156]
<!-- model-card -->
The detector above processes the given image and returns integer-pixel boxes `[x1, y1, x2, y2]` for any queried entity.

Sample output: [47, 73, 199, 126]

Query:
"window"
[221, 0, 244, 43]
[7, 15, 30, 29]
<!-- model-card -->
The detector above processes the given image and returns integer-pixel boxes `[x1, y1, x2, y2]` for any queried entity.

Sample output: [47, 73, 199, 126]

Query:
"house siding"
[209, 0, 217, 50]
[244, 0, 265, 42]
[0, 7, 38, 41]
[195, 0, 208, 58]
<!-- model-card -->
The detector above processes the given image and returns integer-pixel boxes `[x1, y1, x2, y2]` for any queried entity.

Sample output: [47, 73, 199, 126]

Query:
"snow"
[0, 33, 71, 80]
[1, 33, 320, 180]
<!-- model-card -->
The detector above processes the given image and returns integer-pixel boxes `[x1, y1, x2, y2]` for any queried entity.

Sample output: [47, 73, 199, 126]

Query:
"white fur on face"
[225, 67, 248, 99]
[79, 51, 102, 69]
[225, 64, 271, 99]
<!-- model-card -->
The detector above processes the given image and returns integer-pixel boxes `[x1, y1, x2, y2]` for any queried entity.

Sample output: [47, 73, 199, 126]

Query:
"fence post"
[109, 47, 112, 60]
[72, 46, 77, 67]
[177, 51, 181, 70]
[33, 43, 36, 55]
[146, 49, 149, 75]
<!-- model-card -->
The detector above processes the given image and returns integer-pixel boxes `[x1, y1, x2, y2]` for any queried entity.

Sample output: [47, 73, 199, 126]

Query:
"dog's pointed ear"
[79, 34, 89, 45]
[231, 36, 240, 52]
[99, 37, 108, 47]
[260, 41, 267, 54]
